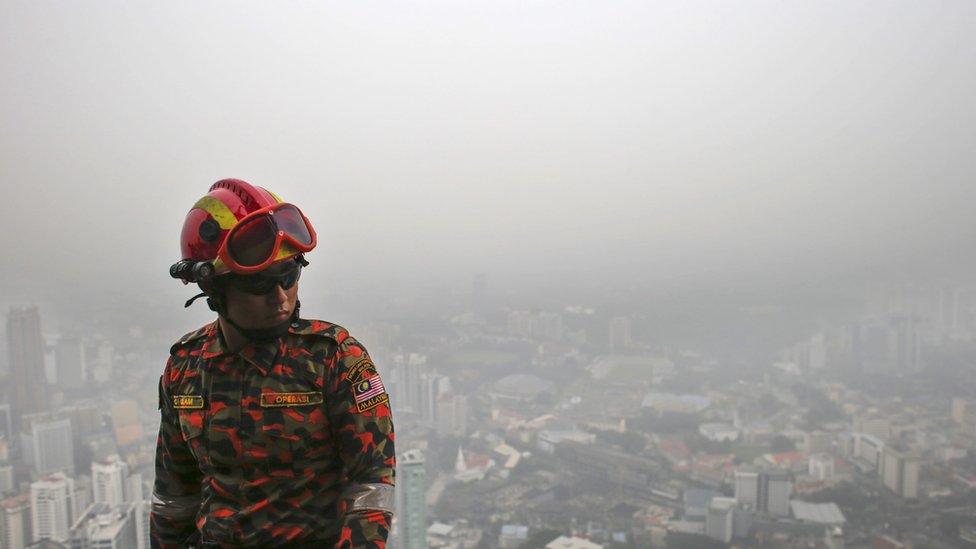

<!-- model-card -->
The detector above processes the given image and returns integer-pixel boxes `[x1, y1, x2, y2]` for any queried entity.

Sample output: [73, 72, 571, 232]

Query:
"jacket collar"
[200, 321, 281, 376]
[195, 317, 342, 376]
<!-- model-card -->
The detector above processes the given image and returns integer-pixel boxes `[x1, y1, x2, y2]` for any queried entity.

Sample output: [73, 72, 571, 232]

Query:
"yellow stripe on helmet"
[193, 196, 239, 230]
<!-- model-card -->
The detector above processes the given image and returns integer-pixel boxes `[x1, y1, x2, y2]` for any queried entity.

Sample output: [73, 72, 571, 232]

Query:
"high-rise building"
[887, 315, 921, 372]
[6, 307, 46, 428]
[808, 454, 835, 481]
[396, 449, 428, 549]
[126, 473, 145, 503]
[733, 470, 759, 509]
[54, 337, 86, 391]
[1, 493, 31, 549]
[734, 469, 791, 517]
[135, 500, 150, 549]
[0, 464, 14, 494]
[25, 417, 74, 477]
[881, 447, 919, 499]
[0, 403, 13, 444]
[62, 403, 102, 437]
[422, 374, 450, 425]
[853, 433, 885, 472]
[792, 334, 828, 371]
[68, 502, 137, 549]
[609, 317, 632, 353]
[392, 353, 427, 415]
[92, 455, 129, 506]
[761, 471, 792, 517]
[435, 394, 468, 438]
[705, 497, 735, 543]
[30, 472, 75, 543]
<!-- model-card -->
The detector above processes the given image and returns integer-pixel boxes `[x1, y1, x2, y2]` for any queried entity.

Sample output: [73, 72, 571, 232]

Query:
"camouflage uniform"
[150, 317, 395, 548]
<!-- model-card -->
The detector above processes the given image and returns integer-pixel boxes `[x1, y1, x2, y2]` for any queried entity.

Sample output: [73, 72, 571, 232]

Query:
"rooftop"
[790, 501, 846, 525]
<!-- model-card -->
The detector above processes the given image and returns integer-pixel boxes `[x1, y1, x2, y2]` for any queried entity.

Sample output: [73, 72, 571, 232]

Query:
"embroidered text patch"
[260, 391, 324, 408]
[173, 395, 204, 409]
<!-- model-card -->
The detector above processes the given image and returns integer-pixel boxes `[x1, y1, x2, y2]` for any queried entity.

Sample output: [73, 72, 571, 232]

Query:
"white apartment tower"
[882, 447, 919, 499]
[1, 493, 32, 549]
[92, 455, 129, 505]
[30, 472, 76, 543]
[705, 497, 735, 543]
[733, 470, 759, 508]
[29, 417, 75, 477]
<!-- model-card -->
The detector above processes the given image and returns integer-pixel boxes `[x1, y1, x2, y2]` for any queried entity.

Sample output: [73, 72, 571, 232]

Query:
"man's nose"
[268, 283, 288, 303]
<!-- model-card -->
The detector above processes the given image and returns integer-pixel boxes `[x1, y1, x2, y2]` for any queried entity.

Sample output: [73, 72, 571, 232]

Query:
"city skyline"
[2, 277, 976, 546]
[2, 1, 975, 547]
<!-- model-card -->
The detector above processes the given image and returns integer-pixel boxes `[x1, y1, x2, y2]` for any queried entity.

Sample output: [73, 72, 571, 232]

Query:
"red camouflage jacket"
[150, 317, 395, 548]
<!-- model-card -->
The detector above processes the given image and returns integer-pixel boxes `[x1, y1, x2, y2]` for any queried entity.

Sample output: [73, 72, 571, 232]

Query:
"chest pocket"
[178, 410, 209, 467]
[248, 377, 333, 473]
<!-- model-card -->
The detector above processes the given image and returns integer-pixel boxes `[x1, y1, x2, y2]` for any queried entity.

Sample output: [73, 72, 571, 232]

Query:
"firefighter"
[152, 178, 395, 548]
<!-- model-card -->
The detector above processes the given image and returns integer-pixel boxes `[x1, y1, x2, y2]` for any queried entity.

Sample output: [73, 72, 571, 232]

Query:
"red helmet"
[176, 178, 316, 278]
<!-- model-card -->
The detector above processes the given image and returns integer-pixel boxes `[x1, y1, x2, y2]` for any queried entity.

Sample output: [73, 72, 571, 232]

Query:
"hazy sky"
[2, 1, 974, 307]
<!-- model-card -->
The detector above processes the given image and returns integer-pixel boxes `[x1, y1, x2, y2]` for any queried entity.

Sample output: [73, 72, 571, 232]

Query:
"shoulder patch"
[348, 357, 378, 382]
[353, 373, 389, 413]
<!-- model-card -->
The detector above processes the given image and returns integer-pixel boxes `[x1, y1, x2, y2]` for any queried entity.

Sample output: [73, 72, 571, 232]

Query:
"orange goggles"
[217, 203, 316, 274]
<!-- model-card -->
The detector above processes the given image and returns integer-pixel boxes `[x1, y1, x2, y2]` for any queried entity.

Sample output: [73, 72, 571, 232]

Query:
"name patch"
[260, 391, 324, 408]
[353, 374, 389, 413]
[173, 395, 204, 409]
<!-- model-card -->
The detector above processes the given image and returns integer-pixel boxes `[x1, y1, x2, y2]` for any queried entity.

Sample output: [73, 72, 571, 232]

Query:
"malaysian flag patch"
[353, 373, 389, 413]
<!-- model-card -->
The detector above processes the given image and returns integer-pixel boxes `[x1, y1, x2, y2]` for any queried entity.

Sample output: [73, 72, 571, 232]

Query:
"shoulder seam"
[169, 322, 214, 355]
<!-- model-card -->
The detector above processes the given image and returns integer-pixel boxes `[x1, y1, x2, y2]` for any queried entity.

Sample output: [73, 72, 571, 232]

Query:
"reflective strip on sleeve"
[150, 491, 202, 520]
[342, 483, 395, 515]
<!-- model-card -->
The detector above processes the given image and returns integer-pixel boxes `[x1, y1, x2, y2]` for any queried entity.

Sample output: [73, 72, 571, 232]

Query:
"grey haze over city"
[1, 2, 976, 548]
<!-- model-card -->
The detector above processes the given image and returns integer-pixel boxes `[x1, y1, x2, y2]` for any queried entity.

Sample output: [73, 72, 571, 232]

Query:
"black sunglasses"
[226, 261, 302, 295]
